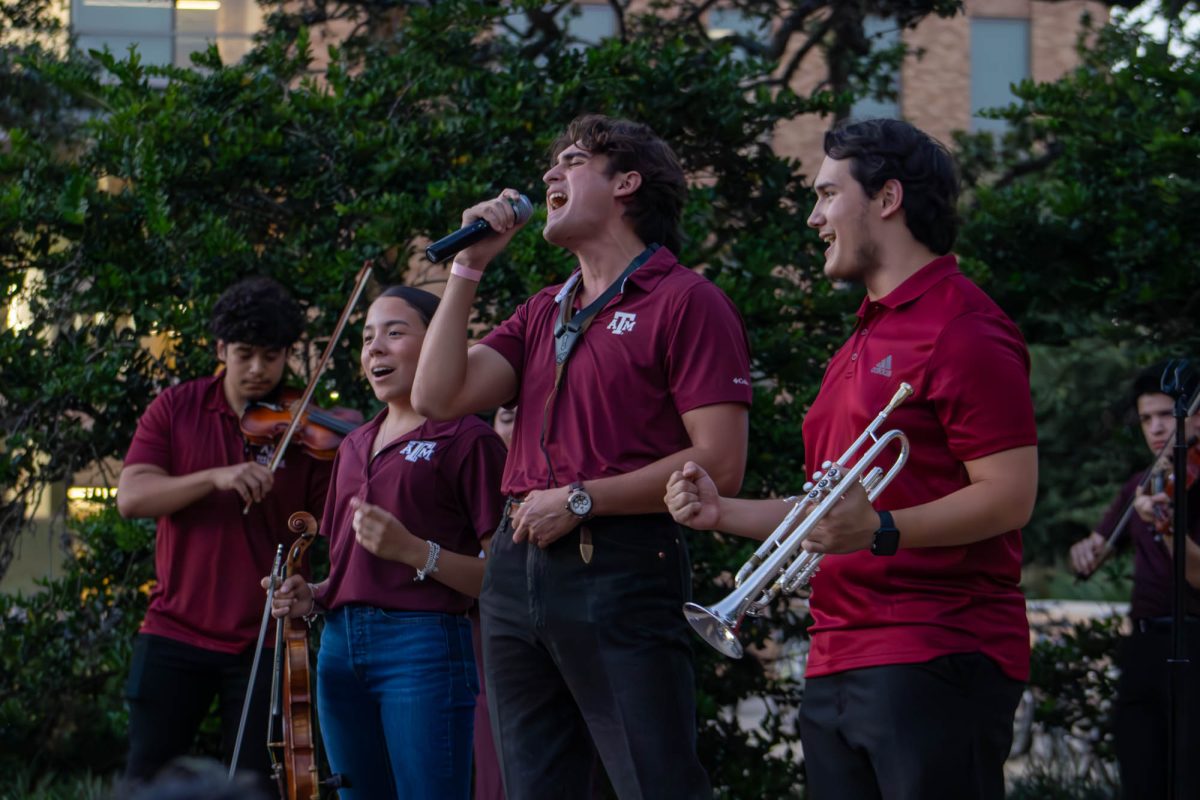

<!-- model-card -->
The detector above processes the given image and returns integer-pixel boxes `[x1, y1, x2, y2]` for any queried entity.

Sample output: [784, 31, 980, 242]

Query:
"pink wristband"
[450, 261, 484, 282]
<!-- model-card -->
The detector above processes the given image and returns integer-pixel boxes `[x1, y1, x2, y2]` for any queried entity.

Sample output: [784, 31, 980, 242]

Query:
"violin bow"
[229, 544, 285, 780]
[244, 261, 374, 514]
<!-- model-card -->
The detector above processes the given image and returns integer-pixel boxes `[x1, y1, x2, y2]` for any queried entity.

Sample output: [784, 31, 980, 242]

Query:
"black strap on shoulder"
[553, 244, 658, 368]
[536, 244, 659, 488]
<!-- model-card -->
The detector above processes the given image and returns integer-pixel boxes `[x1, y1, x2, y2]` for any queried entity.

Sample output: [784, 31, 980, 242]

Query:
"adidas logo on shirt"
[871, 355, 893, 377]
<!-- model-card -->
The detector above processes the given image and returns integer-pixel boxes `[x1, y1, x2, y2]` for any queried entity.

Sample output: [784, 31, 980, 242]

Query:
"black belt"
[1133, 616, 1200, 634]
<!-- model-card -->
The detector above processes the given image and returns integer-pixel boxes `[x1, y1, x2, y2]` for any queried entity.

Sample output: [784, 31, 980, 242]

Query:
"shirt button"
[860, 330, 868, 336]
[850, 353, 858, 361]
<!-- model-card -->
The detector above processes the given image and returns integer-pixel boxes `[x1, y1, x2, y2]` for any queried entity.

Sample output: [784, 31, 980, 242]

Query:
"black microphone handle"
[424, 219, 493, 263]
[425, 193, 534, 263]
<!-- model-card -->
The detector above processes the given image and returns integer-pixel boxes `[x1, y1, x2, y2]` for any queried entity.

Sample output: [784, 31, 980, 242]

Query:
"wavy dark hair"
[550, 114, 687, 254]
[209, 276, 303, 348]
[824, 119, 960, 255]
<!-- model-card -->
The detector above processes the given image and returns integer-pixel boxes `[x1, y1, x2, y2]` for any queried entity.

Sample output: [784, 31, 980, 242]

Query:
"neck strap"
[553, 244, 658, 367]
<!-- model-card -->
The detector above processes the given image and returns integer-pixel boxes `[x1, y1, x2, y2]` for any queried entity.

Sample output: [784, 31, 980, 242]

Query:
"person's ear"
[614, 171, 642, 199]
[877, 178, 904, 219]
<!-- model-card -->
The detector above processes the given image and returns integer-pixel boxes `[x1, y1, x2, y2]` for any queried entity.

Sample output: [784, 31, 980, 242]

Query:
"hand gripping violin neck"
[267, 512, 322, 800]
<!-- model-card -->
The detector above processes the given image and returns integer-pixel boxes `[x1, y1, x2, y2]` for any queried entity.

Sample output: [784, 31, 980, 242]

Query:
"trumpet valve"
[802, 481, 814, 492]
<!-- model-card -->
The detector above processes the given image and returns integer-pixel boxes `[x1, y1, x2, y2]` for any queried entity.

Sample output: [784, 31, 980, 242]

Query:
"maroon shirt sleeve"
[124, 389, 176, 470]
[311, 446, 347, 610]
[452, 425, 509, 542]
[665, 282, 753, 414]
[479, 297, 532, 386]
[927, 311, 1037, 461]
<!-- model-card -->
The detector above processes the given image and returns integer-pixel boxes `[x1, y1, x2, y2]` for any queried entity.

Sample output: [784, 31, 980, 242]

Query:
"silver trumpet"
[683, 383, 913, 658]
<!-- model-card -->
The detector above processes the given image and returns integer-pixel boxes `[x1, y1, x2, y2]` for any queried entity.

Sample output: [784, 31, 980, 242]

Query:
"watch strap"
[871, 510, 900, 556]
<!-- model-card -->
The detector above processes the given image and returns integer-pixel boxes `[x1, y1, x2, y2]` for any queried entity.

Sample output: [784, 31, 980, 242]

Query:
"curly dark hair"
[1132, 359, 1198, 406]
[824, 119, 960, 255]
[209, 276, 303, 348]
[550, 114, 687, 254]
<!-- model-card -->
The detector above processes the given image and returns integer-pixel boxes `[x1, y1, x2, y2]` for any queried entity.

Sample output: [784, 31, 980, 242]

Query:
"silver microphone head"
[510, 193, 534, 224]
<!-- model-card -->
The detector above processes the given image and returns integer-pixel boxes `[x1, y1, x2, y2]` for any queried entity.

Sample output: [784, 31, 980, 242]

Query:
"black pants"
[799, 652, 1024, 800]
[1115, 619, 1200, 800]
[479, 512, 711, 800]
[124, 633, 275, 788]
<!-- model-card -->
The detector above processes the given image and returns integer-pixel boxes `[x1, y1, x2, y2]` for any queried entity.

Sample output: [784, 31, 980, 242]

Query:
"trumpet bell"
[683, 602, 745, 659]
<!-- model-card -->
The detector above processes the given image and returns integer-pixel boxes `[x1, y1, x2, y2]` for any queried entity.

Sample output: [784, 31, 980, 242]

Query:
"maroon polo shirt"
[1098, 473, 1200, 620]
[314, 412, 507, 614]
[124, 375, 332, 654]
[480, 246, 753, 495]
[801, 255, 1037, 682]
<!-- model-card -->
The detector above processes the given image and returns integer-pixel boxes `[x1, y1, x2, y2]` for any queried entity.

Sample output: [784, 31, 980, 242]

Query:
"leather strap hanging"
[535, 245, 659, 488]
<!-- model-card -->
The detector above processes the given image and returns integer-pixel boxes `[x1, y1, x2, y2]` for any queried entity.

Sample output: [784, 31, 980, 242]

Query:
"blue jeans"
[316, 605, 478, 800]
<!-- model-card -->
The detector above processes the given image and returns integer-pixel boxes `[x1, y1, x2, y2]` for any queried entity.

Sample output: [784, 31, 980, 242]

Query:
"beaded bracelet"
[415, 541, 442, 581]
[301, 583, 323, 626]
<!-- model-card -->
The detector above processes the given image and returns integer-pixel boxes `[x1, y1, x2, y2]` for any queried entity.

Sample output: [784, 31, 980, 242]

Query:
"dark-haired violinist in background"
[266, 286, 508, 800]
[116, 277, 333, 789]
[1069, 360, 1200, 800]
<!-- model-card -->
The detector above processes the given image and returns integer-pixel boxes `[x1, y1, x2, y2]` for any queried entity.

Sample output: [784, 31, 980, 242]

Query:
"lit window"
[970, 17, 1030, 134]
[69, 0, 263, 69]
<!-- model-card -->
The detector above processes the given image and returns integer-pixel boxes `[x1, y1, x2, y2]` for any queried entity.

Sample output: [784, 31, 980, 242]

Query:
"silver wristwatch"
[566, 481, 594, 519]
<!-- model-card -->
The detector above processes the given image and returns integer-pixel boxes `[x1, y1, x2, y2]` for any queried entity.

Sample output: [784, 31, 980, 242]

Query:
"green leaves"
[956, 8, 1200, 565]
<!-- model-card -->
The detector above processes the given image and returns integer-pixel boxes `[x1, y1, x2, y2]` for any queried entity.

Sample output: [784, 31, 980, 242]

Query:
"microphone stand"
[1163, 359, 1192, 800]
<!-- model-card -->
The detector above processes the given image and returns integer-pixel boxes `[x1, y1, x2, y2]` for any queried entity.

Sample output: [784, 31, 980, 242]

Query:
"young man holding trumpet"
[666, 119, 1038, 800]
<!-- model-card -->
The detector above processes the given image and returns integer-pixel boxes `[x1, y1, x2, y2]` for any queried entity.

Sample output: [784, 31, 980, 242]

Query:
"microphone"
[425, 194, 534, 263]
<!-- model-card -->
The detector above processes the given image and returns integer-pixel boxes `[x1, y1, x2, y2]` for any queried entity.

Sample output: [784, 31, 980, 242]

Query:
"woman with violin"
[266, 285, 508, 800]
[1069, 360, 1200, 800]
[117, 277, 335, 792]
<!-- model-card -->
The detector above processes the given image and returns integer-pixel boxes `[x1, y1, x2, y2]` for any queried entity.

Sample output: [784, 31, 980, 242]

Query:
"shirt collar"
[358, 409, 464, 445]
[202, 373, 238, 417]
[555, 244, 680, 303]
[856, 254, 960, 317]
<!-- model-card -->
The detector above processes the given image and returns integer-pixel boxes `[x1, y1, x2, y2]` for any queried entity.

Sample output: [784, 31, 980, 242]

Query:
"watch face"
[568, 490, 593, 517]
[872, 529, 900, 556]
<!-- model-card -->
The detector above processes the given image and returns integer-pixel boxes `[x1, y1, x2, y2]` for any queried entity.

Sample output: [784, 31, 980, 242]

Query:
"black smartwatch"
[870, 510, 900, 556]
[566, 481, 594, 519]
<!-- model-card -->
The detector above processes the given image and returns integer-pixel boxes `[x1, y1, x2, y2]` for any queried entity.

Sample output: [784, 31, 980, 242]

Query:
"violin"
[268, 512, 322, 800]
[242, 388, 363, 460]
[241, 263, 374, 514]
[1078, 379, 1200, 580]
[1150, 437, 1200, 535]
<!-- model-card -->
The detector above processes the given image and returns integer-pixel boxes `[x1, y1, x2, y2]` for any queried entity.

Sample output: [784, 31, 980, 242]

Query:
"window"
[706, 7, 770, 43]
[567, 3, 616, 47]
[72, 0, 173, 66]
[500, 3, 616, 51]
[71, 0, 263, 69]
[970, 17, 1030, 134]
[850, 15, 902, 120]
